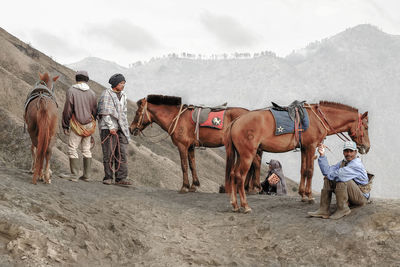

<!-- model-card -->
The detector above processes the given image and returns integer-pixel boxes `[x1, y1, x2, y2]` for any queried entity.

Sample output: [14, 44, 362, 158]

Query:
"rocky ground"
[0, 166, 399, 266]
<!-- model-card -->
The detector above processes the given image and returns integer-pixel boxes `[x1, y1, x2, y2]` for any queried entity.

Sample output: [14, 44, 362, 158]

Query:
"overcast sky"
[1, 0, 399, 67]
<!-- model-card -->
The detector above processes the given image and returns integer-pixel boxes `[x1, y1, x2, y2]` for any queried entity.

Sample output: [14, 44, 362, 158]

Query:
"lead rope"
[101, 133, 124, 173]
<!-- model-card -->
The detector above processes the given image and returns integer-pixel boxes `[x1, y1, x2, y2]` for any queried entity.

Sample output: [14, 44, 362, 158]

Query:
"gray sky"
[1, 0, 399, 66]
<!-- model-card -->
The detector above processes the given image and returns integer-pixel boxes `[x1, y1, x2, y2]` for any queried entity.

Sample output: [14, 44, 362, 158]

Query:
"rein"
[315, 104, 351, 142]
[306, 103, 355, 142]
[101, 133, 124, 173]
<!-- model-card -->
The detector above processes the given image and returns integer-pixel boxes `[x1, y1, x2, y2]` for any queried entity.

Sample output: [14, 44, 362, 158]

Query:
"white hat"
[343, 141, 357, 151]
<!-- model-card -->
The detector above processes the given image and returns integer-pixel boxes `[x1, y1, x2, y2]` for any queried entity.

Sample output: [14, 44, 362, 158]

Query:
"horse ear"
[39, 72, 43, 80]
[53, 75, 59, 82]
[361, 111, 368, 119]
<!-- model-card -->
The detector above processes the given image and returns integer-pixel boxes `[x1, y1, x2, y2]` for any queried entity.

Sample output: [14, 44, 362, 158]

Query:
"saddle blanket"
[270, 108, 309, 135]
[191, 110, 225, 130]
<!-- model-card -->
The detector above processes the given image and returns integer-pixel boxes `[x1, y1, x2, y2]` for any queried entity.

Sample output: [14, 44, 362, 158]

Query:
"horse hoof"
[232, 207, 240, 212]
[244, 207, 252, 214]
[189, 187, 197, 192]
[179, 187, 189, 194]
[308, 198, 315, 204]
[301, 196, 308, 202]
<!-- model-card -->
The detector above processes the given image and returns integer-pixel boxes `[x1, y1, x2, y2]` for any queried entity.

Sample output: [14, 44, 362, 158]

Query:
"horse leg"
[235, 155, 253, 213]
[187, 146, 200, 192]
[299, 150, 307, 202]
[305, 149, 316, 204]
[230, 156, 240, 212]
[43, 149, 52, 184]
[250, 149, 262, 193]
[177, 144, 190, 193]
[230, 175, 239, 212]
[29, 144, 36, 174]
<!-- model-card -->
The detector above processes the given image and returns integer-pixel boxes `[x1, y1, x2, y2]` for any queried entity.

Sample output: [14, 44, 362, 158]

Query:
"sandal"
[103, 179, 112, 185]
[115, 179, 132, 187]
[79, 176, 90, 182]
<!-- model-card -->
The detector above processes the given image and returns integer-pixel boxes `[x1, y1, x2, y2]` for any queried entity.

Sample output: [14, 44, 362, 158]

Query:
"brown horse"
[225, 101, 370, 212]
[24, 73, 59, 184]
[129, 95, 262, 193]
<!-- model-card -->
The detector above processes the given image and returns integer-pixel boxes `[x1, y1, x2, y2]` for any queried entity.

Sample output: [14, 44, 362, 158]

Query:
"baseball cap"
[343, 141, 357, 151]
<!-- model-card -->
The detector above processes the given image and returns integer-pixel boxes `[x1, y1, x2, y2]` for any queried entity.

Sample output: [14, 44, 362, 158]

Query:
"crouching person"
[308, 141, 371, 219]
[62, 71, 97, 181]
[260, 159, 287, 195]
[97, 74, 132, 186]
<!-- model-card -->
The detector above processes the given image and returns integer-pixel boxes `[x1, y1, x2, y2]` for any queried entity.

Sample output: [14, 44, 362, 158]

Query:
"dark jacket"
[62, 83, 97, 129]
[261, 160, 287, 195]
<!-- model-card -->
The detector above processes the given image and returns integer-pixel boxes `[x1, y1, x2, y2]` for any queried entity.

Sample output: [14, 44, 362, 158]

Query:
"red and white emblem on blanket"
[195, 110, 225, 130]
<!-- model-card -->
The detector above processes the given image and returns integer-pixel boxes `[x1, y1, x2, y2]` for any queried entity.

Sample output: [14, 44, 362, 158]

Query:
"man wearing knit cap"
[97, 73, 132, 186]
[62, 70, 97, 182]
[308, 141, 371, 219]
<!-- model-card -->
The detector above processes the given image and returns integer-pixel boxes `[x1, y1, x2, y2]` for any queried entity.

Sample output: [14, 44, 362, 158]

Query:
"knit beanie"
[109, 73, 126, 88]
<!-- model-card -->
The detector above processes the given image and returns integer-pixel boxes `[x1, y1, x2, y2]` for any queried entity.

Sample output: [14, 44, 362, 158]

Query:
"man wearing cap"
[62, 71, 97, 181]
[97, 73, 132, 186]
[308, 141, 369, 219]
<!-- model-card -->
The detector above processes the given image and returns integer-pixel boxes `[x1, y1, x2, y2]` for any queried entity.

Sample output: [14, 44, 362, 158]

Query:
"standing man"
[97, 73, 132, 186]
[308, 141, 370, 219]
[62, 70, 97, 181]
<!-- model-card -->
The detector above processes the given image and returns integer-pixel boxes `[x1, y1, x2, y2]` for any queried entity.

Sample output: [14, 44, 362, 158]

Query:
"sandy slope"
[0, 166, 399, 266]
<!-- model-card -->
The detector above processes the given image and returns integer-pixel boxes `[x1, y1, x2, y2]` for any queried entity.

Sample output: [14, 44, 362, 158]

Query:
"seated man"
[260, 159, 287, 195]
[308, 141, 370, 220]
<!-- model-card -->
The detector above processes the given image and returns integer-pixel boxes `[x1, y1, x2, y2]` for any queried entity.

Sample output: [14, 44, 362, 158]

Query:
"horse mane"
[319, 101, 358, 112]
[136, 99, 143, 107]
[147, 95, 182, 105]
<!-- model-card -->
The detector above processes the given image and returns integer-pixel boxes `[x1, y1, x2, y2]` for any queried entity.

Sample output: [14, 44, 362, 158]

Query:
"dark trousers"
[100, 129, 128, 181]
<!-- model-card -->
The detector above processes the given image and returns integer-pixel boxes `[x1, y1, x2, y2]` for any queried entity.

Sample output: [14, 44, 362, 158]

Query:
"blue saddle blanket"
[270, 108, 309, 135]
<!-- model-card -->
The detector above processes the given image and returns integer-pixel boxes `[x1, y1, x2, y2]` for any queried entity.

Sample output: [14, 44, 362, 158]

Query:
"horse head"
[129, 98, 152, 136]
[39, 72, 59, 90]
[349, 111, 370, 154]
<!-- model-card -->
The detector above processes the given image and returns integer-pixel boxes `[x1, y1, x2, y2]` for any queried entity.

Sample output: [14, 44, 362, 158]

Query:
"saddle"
[271, 100, 306, 122]
[191, 102, 227, 124]
[270, 100, 307, 150]
[190, 102, 228, 148]
[24, 83, 58, 113]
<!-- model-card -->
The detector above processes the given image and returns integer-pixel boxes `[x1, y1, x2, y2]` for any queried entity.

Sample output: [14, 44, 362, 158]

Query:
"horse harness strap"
[24, 82, 58, 133]
[24, 83, 58, 112]
[315, 104, 350, 142]
[304, 103, 329, 133]
[195, 107, 202, 145]
[168, 104, 187, 135]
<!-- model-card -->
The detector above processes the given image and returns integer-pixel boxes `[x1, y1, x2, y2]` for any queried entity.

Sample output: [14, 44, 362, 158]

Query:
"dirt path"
[0, 166, 399, 266]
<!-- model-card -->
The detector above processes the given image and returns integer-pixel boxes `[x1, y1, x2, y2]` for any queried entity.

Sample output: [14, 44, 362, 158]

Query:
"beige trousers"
[67, 122, 93, 159]
[323, 178, 367, 206]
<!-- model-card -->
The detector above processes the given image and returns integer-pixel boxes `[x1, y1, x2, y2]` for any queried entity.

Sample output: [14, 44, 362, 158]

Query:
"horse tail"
[34, 98, 51, 179]
[224, 121, 237, 194]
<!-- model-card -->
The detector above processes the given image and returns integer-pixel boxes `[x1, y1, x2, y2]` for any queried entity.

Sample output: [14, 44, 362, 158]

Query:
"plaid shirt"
[97, 88, 130, 140]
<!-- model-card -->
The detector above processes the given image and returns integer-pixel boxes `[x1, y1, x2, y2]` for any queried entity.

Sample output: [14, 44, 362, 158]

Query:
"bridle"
[132, 99, 187, 139]
[349, 113, 365, 145]
[135, 100, 152, 132]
